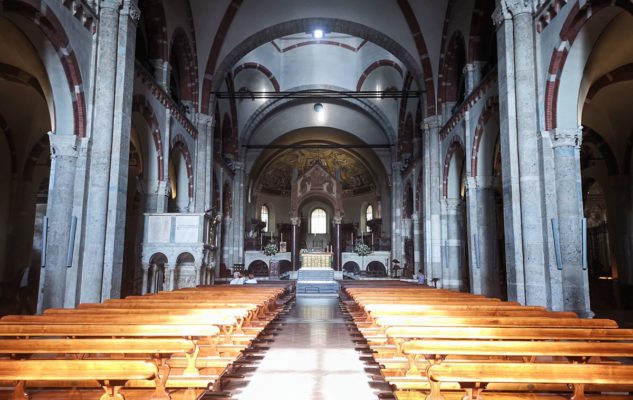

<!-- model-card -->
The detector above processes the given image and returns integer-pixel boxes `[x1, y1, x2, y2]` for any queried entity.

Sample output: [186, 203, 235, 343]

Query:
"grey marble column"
[552, 127, 592, 317]
[149, 264, 158, 293]
[141, 263, 150, 295]
[79, 0, 122, 304]
[195, 114, 213, 213]
[333, 217, 342, 271]
[467, 176, 501, 298]
[39, 133, 79, 312]
[102, 0, 140, 301]
[291, 218, 300, 271]
[166, 265, 175, 291]
[424, 117, 443, 282]
[233, 162, 246, 265]
[444, 198, 465, 290]
[412, 213, 421, 275]
[391, 162, 404, 264]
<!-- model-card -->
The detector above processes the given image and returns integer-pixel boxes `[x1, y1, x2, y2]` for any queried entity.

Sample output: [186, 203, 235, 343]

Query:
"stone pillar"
[412, 213, 421, 275]
[166, 265, 175, 291]
[333, 217, 342, 271]
[444, 198, 465, 290]
[391, 162, 404, 263]
[552, 127, 592, 317]
[38, 133, 79, 312]
[233, 162, 246, 264]
[141, 263, 150, 295]
[467, 176, 501, 297]
[150, 60, 170, 92]
[424, 117, 443, 282]
[149, 264, 158, 293]
[494, 1, 548, 305]
[464, 62, 485, 96]
[195, 114, 213, 213]
[291, 218, 300, 271]
[102, 0, 140, 301]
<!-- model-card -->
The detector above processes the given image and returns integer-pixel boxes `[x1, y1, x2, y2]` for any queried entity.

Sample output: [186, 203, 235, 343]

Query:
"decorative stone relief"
[552, 127, 583, 149]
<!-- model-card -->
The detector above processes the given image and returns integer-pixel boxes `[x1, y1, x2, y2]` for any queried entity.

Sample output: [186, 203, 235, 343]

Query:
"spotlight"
[313, 103, 324, 113]
[313, 29, 324, 39]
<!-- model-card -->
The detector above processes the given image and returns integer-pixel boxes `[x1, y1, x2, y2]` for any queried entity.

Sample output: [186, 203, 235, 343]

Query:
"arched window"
[311, 208, 327, 234]
[261, 205, 269, 232]
[366, 205, 373, 232]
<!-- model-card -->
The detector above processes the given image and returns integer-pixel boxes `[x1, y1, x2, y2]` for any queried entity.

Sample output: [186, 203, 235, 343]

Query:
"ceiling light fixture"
[313, 103, 324, 113]
[313, 29, 324, 39]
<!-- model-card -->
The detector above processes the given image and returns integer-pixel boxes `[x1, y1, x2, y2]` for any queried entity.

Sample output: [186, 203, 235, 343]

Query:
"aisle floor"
[232, 296, 378, 400]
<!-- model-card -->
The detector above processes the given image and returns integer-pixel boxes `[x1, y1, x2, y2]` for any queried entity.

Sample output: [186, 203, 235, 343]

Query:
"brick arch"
[170, 135, 194, 198]
[442, 136, 465, 198]
[132, 95, 164, 181]
[583, 127, 620, 176]
[2, 0, 86, 137]
[439, 31, 467, 105]
[202, 17, 431, 116]
[233, 62, 280, 92]
[356, 59, 404, 91]
[169, 28, 199, 107]
[585, 63, 633, 103]
[544, 0, 633, 130]
[471, 96, 499, 177]
[138, 0, 168, 62]
[468, 0, 496, 63]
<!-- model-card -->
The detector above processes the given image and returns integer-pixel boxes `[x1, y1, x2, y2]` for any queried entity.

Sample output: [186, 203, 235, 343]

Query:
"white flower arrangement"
[354, 243, 372, 257]
[263, 243, 278, 257]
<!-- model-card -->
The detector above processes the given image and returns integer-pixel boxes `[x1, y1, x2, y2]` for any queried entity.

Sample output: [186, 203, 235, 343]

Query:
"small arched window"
[261, 205, 269, 232]
[311, 208, 327, 234]
[366, 205, 373, 232]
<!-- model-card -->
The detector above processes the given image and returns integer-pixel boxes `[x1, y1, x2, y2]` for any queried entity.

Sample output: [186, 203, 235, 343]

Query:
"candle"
[281, 232, 283, 243]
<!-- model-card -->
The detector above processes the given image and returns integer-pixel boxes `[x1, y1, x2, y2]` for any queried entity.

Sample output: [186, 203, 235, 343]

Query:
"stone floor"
[228, 296, 379, 400]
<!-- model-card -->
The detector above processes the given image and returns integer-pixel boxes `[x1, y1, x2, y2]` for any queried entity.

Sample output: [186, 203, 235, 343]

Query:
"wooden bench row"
[0, 283, 292, 400]
[341, 281, 633, 400]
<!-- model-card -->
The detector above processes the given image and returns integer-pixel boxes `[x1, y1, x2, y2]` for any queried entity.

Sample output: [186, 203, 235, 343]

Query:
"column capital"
[196, 113, 213, 127]
[443, 198, 463, 211]
[48, 132, 79, 159]
[492, 3, 512, 26]
[141, 263, 151, 271]
[333, 217, 343, 225]
[120, 0, 140, 22]
[391, 162, 403, 172]
[290, 217, 301, 226]
[502, 0, 533, 17]
[551, 126, 583, 149]
[424, 115, 442, 131]
[466, 175, 496, 191]
[100, 0, 122, 11]
[233, 161, 245, 173]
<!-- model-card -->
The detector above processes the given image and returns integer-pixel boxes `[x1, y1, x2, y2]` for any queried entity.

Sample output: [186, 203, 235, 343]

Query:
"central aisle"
[234, 297, 379, 400]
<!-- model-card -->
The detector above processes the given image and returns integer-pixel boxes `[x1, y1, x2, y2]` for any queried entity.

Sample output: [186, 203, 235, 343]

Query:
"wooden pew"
[0, 359, 157, 400]
[425, 362, 633, 400]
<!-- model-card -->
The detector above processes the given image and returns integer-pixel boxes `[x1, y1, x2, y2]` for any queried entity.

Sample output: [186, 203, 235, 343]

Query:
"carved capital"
[465, 175, 496, 191]
[48, 132, 79, 159]
[100, 0, 122, 11]
[333, 217, 343, 225]
[290, 217, 301, 226]
[552, 126, 583, 149]
[120, 0, 140, 22]
[424, 115, 441, 131]
[197, 113, 213, 127]
[443, 198, 463, 211]
[233, 161, 245, 172]
[492, 3, 511, 26]
[503, 0, 533, 17]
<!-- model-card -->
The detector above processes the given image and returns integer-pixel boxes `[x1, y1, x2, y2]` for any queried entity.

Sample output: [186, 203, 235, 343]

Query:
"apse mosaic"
[257, 149, 374, 196]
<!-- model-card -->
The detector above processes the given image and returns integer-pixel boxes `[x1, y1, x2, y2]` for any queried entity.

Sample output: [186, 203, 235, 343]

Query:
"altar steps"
[296, 268, 339, 296]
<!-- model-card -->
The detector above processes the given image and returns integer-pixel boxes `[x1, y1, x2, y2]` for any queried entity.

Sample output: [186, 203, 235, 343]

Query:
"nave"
[2, 281, 633, 399]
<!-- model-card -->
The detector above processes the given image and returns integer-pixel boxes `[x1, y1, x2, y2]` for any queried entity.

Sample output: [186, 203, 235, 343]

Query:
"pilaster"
[424, 116, 442, 283]
[391, 162, 404, 263]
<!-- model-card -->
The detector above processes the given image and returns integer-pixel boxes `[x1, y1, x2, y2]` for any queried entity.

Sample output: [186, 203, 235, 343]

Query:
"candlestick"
[281, 232, 283, 243]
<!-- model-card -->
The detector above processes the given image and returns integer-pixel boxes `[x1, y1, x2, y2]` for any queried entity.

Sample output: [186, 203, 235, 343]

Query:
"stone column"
[233, 162, 246, 264]
[78, 0, 122, 304]
[166, 265, 175, 291]
[195, 114, 213, 213]
[140, 263, 150, 295]
[424, 117, 443, 282]
[149, 264, 158, 293]
[464, 62, 485, 96]
[38, 133, 79, 312]
[291, 218, 300, 271]
[412, 213, 421, 275]
[391, 162, 404, 263]
[150, 60, 170, 92]
[444, 198, 465, 290]
[552, 127, 592, 317]
[333, 217, 342, 271]
[467, 176, 501, 297]
[102, 0, 140, 301]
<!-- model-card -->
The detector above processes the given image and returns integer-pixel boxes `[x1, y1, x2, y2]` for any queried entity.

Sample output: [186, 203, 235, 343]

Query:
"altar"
[300, 252, 333, 269]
